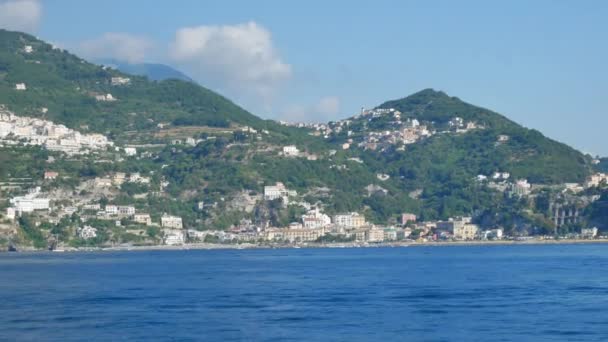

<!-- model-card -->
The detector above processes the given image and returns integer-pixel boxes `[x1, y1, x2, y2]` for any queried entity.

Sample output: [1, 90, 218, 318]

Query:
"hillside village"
[0, 106, 113, 154]
[0, 32, 606, 251]
[0, 100, 606, 250]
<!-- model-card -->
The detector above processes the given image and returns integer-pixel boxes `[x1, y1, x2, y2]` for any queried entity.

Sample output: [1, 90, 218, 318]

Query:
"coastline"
[4, 238, 608, 254]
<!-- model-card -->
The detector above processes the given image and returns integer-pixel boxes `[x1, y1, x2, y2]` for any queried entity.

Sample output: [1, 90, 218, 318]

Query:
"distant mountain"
[96, 59, 194, 82]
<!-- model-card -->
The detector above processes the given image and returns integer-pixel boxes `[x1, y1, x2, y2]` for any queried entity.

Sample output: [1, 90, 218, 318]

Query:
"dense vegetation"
[376, 89, 592, 184]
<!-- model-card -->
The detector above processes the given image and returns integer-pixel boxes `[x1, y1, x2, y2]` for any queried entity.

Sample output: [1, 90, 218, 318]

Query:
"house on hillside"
[44, 171, 59, 180]
[111, 77, 131, 86]
[161, 214, 183, 229]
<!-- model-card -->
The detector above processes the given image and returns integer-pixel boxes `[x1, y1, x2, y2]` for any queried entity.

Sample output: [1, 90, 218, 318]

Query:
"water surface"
[2, 245, 608, 341]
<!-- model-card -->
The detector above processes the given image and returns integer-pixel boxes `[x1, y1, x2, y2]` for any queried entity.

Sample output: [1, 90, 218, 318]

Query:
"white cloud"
[0, 0, 42, 33]
[79, 32, 154, 63]
[169, 21, 291, 101]
[280, 96, 342, 122]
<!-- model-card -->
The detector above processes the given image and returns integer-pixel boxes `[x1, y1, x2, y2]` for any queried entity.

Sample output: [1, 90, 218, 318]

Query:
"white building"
[133, 213, 152, 226]
[483, 228, 504, 240]
[333, 213, 366, 228]
[161, 214, 183, 229]
[24, 45, 33, 53]
[163, 229, 185, 245]
[301, 209, 332, 229]
[118, 206, 135, 216]
[5, 207, 16, 220]
[492, 172, 510, 180]
[581, 227, 598, 239]
[15, 83, 27, 91]
[104, 205, 118, 215]
[264, 182, 297, 201]
[82, 203, 101, 211]
[111, 77, 131, 86]
[10, 193, 50, 213]
[78, 226, 98, 239]
[124, 147, 137, 156]
[95, 93, 116, 102]
[511, 179, 531, 196]
[282, 145, 300, 157]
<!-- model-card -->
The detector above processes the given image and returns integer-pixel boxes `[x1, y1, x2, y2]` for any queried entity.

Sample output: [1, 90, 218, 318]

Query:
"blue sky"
[1, 0, 607, 155]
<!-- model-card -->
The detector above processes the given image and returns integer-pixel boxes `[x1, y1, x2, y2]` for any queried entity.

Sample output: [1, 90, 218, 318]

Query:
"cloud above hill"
[169, 21, 292, 102]
[0, 0, 42, 33]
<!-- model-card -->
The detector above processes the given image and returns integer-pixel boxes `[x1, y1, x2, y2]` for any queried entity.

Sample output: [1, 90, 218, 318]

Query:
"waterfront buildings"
[454, 224, 479, 240]
[265, 227, 326, 242]
[301, 209, 331, 229]
[581, 227, 598, 239]
[163, 229, 185, 245]
[161, 214, 183, 229]
[333, 212, 366, 228]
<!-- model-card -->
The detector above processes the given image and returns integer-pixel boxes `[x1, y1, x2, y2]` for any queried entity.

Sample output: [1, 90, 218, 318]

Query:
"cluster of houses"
[0, 106, 113, 154]
[280, 107, 483, 153]
[448, 117, 482, 133]
[264, 182, 297, 204]
[477, 172, 533, 197]
[5, 187, 50, 220]
[192, 212, 506, 245]
[3, 179, 602, 246]
[358, 119, 434, 151]
[92, 172, 151, 189]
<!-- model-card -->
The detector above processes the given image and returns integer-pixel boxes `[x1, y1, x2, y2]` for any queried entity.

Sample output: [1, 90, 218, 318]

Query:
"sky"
[0, 0, 607, 155]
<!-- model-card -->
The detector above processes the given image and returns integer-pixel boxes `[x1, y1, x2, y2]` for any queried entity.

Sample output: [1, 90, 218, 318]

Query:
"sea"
[1, 244, 608, 341]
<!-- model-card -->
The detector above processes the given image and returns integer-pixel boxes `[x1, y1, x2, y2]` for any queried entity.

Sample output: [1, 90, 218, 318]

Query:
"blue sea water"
[1, 245, 608, 341]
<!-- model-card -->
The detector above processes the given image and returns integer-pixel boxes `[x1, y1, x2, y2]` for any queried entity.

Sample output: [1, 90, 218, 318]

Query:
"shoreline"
[4, 238, 608, 254]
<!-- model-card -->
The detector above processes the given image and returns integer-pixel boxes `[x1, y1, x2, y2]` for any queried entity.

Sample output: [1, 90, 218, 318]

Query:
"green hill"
[0, 29, 289, 141]
[375, 89, 591, 184]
